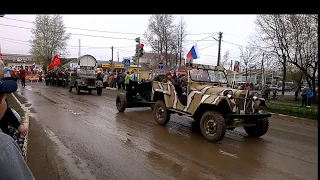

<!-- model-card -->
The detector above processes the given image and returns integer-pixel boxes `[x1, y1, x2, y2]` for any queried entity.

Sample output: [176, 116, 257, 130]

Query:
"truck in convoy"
[68, 54, 104, 95]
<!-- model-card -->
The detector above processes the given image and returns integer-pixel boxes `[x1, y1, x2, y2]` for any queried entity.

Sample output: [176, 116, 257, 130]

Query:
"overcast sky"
[0, 15, 256, 66]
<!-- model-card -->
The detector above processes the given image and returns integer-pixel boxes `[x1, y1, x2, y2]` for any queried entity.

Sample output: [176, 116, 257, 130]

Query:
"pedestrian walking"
[130, 71, 135, 81]
[19, 66, 26, 87]
[301, 88, 308, 107]
[119, 72, 126, 90]
[103, 72, 109, 87]
[107, 74, 113, 88]
[295, 89, 299, 101]
[264, 86, 270, 101]
[113, 73, 117, 88]
[306, 89, 313, 108]
[3, 63, 14, 81]
[125, 71, 130, 90]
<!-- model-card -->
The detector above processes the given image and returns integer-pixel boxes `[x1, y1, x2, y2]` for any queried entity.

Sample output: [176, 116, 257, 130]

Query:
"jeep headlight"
[252, 92, 258, 100]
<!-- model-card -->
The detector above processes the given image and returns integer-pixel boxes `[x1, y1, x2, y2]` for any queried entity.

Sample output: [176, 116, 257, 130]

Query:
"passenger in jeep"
[164, 72, 187, 106]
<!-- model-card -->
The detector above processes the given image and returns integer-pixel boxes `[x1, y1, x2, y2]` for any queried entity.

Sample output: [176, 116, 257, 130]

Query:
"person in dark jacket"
[96, 70, 104, 81]
[295, 89, 299, 101]
[301, 88, 308, 107]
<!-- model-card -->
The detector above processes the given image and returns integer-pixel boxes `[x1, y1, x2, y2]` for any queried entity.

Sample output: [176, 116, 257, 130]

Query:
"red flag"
[48, 55, 61, 71]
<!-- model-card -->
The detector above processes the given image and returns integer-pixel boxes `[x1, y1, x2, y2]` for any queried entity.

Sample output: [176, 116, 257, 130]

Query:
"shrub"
[263, 103, 318, 120]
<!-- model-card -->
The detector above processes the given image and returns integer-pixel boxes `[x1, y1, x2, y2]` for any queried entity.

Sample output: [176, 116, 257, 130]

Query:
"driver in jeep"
[163, 72, 187, 106]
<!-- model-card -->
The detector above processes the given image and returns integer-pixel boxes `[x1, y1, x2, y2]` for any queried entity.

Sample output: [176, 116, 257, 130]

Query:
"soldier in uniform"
[57, 69, 63, 87]
[52, 69, 57, 86]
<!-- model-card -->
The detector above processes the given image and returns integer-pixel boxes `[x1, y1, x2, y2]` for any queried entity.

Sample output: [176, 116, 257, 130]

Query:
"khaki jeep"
[151, 64, 271, 143]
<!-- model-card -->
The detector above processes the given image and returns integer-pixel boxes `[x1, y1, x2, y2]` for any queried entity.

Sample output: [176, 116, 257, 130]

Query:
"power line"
[2, 17, 218, 36]
[0, 23, 218, 43]
[198, 42, 218, 50]
[0, 37, 135, 49]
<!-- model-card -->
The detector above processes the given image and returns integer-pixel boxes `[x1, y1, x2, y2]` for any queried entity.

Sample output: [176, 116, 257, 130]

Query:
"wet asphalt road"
[15, 83, 317, 180]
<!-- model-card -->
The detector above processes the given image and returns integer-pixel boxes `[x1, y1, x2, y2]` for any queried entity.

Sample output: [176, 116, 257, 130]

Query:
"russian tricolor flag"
[30, 63, 36, 69]
[186, 43, 200, 60]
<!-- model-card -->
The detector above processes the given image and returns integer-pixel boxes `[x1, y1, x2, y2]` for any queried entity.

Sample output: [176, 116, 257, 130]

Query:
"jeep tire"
[116, 93, 127, 112]
[200, 111, 226, 143]
[154, 100, 170, 125]
[244, 117, 269, 137]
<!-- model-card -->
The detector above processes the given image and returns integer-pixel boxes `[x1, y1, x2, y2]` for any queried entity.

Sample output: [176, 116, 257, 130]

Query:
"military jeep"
[152, 64, 271, 143]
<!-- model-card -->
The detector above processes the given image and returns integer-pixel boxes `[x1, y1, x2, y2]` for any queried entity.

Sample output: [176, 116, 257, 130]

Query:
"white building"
[226, 69, 282, 85]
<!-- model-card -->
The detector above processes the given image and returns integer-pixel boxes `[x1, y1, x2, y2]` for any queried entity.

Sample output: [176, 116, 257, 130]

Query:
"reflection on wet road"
[17, 84, 317, 180]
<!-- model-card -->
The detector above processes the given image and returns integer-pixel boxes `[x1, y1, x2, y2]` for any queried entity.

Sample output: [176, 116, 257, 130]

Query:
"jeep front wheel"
[200, 111, 226, 143]
[154, 100, 170, 125]
[244, 117, 269, 137]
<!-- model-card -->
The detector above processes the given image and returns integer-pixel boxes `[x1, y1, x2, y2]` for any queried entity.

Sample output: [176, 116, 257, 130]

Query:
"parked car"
[278, 86, 293, 92]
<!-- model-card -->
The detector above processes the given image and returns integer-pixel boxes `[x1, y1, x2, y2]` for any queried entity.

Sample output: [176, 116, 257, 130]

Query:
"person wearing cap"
[0, 80, 35, 180]
[163, 72, 175, 84]
[0, 61, 28, 143]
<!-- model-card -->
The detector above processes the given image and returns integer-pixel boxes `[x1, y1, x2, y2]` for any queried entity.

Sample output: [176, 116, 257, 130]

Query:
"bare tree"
[144, 15, 176, 67]
[252, 14, 318, 94]
[30, 15, 70, 72]
[287, 65, 304, 92]
[221, 50, 230, 68]
[252, 15, 290, 95]
[176, 16, 188, 66]
[286, 14, 318, 93]
[239, 46, 256, 81]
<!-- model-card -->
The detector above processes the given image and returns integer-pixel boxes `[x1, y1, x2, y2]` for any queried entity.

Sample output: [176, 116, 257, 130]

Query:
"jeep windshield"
[190, 69, 227, 83]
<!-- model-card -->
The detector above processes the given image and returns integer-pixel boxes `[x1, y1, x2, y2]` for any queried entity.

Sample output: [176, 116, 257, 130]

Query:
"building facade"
[1, 53, 41, 71]
[135, 52, 185, 70]
[226, 69, 282, 85]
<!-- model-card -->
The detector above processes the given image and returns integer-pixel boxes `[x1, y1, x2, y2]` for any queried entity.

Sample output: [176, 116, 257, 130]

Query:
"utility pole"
[111, 46, 114, 72]
[230, 60, 233, 71]
[217, 32, 223, 66]
[78, 39, 81, 57]
[117, 51, 119, 62]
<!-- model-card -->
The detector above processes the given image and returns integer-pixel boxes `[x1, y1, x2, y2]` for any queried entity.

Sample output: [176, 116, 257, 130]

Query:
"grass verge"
[264, 102, 318, 120]
[6, 93, 25, 122]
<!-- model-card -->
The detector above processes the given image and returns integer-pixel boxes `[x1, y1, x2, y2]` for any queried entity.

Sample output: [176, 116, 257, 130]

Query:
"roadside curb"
[106, 87, 117, 90]
[270, 112, 317, 121]
[270, 112, 318, 125]
[11, 92, 29, 160]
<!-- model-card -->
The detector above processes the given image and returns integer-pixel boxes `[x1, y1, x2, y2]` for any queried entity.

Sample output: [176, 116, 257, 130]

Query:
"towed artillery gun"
[69, 55, 104, 95]
[150, 64, 271, 143]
